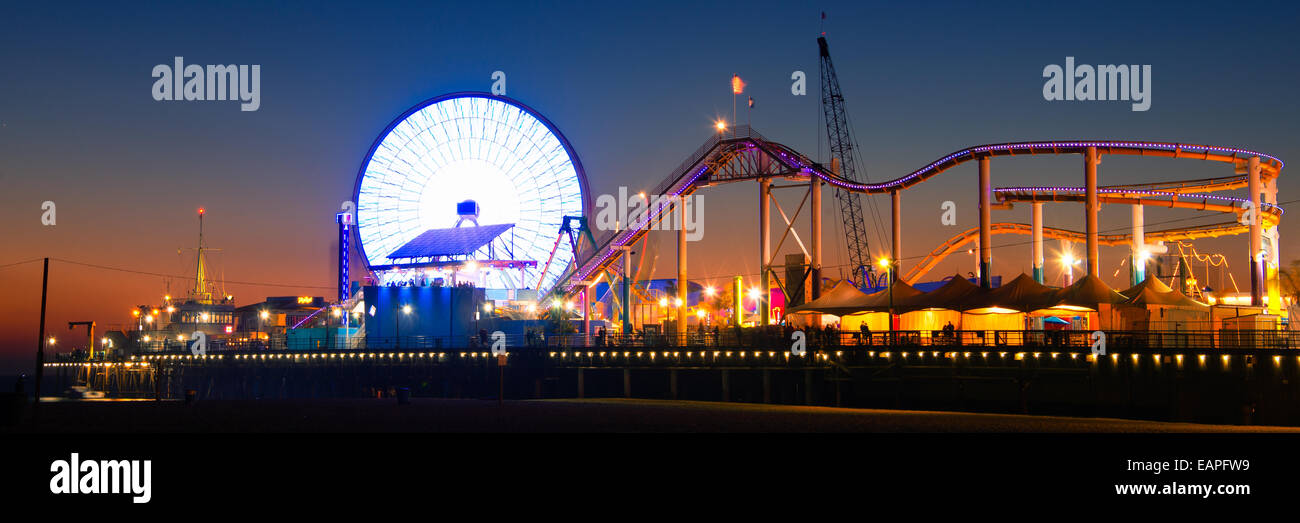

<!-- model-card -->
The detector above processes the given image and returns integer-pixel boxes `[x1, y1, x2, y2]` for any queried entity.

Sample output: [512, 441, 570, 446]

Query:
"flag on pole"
[748, 97, 754, 109]
[731, 74, 745, 94]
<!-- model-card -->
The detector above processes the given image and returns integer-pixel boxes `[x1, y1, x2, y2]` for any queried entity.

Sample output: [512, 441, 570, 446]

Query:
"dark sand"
[9, 398, 1300, 432]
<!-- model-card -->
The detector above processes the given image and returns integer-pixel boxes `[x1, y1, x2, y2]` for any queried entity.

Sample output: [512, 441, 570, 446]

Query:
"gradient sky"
[2, 0, 1297, 370]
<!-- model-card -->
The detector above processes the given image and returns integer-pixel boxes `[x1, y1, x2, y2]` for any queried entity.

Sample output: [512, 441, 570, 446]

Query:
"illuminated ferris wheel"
[353, 92, 589, 293]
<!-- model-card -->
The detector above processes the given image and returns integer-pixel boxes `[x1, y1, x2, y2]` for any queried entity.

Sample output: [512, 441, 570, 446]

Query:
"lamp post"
[879, 258, 894, 341]
[258, 309, 269, 349]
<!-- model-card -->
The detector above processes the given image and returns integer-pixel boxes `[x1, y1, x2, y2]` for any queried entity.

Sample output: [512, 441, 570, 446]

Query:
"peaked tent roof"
[968, 273, 1061, 312]
[848, 279, 926, 313]
[787, 280, 872, 316]
[1118, 276, 1173, 298]
[909, 274, 982, 311]
[1120, 285, 1210, 309]
[1053, 274, 1127, 309]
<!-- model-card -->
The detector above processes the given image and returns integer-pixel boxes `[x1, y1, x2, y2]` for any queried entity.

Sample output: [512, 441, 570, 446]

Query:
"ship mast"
[192, 208, 211, 305]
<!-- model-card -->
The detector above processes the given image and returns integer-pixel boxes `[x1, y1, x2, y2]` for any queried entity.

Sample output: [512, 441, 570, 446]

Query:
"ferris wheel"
[353, 92, 589, 293]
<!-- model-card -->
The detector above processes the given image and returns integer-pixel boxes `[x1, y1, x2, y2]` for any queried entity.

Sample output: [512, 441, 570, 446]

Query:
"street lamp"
[878, 257, 895, 336]
[1061, 253, 1080, 286]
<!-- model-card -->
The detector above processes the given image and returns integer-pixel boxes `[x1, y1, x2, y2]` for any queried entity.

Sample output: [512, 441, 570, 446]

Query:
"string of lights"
[49, 258, 337, 291]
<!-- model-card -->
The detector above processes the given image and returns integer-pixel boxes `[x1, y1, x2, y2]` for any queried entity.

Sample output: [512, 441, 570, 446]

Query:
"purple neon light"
[994, 186, 1284, 215]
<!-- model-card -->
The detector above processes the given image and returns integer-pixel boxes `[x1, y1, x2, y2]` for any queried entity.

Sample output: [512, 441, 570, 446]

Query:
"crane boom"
[818, 35, 874, 285]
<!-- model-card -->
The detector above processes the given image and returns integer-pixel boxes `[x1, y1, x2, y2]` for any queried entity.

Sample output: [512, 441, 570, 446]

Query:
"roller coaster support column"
[620, 246, 631, 336]
[760, 179, 771, 326]
[1032, 202, 1044, 284]
[732, 275, 743, 327]
[1131, 204, 1145, 285]
[891, 190, 901, 283]
[1265, 172, 1281, 315]
[978, 157, 992, 289]
[677, 202, 688, 335]
[1085, 146, 1100, 277]
[810, 173, 822, 300]
[583, 284, 591, 345]
[1248, 155, 1263, 307]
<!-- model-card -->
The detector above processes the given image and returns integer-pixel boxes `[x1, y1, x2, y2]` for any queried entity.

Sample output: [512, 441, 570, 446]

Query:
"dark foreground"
[9, 398, 1300, 432]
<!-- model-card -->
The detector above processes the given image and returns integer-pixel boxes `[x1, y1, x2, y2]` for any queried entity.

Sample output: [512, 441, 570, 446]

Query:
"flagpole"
[731, 74, 736, 139]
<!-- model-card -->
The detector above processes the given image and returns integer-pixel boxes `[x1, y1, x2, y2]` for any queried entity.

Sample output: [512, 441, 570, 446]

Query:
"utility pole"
[34, 257, 49, 410]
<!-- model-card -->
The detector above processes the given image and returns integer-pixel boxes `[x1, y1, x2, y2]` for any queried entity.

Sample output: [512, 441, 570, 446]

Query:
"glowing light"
[463, 260, 478, 273]
[696, 309, 707, 318]
[659, 298, 668, 308]
[47, 336, 55, 345]
[354, 94, 585, 294]
[132, 310, 140, 317]
[704, 286, 716, 297]
[877, 257, 891, 268]
[715, 120, 727, 132]
[259, 310, 269, 320]
[200, 312, 210, 322]
[748, 287, 761, 300]
[402, 305, 412, 315]
[142, 336, 150, 342]
[673, 298, 683, 307]
[166, 306, 175, 313]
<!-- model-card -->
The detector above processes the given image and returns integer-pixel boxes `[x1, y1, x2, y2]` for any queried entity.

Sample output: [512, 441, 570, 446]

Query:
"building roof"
[386, 223, 514, 260]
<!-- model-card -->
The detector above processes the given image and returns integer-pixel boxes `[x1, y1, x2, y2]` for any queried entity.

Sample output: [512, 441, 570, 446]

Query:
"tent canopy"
[1053, 273, 1127, 309]
[849, 279, 926, 313]
[1120, 286, 1210, 310]
[1119, 276, 1173, 297]
[787, 280, 871, 315]
[910, 274, 982, 311]
[969, 273, 1060, 312]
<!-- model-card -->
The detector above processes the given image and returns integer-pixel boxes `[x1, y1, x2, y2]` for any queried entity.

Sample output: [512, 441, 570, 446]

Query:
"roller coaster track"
[901, 221, 1250, 285]
[551, 127, 1284, 299]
